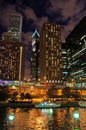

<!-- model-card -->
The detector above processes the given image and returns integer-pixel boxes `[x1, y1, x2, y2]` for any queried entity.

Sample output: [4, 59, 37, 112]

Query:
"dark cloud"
[45, 0, 86, 41]
[0, 0, 86, 42]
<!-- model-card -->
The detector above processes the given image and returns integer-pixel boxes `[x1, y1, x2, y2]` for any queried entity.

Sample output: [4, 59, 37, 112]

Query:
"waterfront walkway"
[0, 102, 35, 108]
[0, 101, 80, 108]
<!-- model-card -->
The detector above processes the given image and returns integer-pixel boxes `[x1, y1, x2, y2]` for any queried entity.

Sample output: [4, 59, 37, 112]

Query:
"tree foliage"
[0, 86, 10, 101]
[62, 86, 81, 100]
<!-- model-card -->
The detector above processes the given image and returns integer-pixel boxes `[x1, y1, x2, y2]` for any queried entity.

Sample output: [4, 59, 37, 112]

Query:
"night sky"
[0, 0, 86, 79]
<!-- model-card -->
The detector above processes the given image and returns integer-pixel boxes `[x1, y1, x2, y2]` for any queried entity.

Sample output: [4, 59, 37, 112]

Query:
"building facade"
[0, 40, 25, 81]
[66, 16, 86, 87]
[39, 23, 62, 87]
[31, 29, 40, 82]
[61, 43, 68, 82]
[8, 13, 22, 41]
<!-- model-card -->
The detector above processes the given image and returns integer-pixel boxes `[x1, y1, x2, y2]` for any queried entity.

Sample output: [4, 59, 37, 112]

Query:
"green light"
[8, 114, 15, 121]
[73, 111, 80, 119]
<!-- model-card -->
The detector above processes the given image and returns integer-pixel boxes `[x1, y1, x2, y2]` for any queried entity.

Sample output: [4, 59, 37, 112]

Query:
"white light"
[8, 114, 15, 121]
[73, 111, 80, 119]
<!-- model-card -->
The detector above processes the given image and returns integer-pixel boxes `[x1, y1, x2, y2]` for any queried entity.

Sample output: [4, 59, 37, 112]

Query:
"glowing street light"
[7, 113, 16, 130]
[73, 111, 80, 119]
[8, 114, 15, 121]
[73, 111, 80, 130]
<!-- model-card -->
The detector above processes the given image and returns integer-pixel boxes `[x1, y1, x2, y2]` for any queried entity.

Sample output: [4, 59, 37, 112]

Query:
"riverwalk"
[0, 102, 35, 108]
[0, 101, 80, 108]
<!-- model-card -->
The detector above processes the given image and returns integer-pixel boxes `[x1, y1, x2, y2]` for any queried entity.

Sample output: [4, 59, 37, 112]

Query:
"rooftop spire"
[32, 28, 40, 38]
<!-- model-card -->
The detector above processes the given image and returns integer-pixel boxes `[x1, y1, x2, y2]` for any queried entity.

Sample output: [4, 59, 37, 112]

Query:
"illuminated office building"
[31, 29, 40, 82]
[39, 23, 62, 87]
[0, 40, 25, 81]
[66, 16, 86, 87]
[61, 43, 68, 81]
[8, 13, 22, 41]
[2, 32, 14, 41]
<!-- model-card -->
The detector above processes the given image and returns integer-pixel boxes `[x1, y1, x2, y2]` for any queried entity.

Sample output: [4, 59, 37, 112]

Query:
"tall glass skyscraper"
[31, 29, 40, 82]
[66, 16, 86, 87]
[61, 43, 68, 82]
[8, 13, 22, 41]
[39, 23, 62, 87]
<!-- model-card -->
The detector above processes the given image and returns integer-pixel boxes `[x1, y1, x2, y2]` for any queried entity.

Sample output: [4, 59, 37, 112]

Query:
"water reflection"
[28, 109, 48, 130]
[0, 108, 7, 130]
[0, 107, 86, 130]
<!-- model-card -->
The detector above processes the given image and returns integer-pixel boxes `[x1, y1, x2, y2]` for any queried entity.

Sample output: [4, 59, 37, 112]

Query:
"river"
[0, 107, 86, 130]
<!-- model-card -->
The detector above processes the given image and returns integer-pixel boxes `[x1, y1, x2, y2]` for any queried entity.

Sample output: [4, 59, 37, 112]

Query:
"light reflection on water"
[0, 107, 86, 130]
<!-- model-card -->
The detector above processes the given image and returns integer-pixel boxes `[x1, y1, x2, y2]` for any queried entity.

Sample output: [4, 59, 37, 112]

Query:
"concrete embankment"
[0, 102, 80, 108]
[61, 102, 79, 107]
[0, 102, 35, 108]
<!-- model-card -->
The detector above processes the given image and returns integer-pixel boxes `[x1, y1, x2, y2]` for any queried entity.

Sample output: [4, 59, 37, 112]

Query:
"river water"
[0, 107, 86, 130]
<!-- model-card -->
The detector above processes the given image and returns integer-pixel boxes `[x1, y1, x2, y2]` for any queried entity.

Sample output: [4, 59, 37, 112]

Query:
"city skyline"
[0, 0, 86, 42]
[0, 0, 86, 79]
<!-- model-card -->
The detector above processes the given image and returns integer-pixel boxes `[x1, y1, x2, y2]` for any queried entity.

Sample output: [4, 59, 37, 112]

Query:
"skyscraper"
[8, 13, 22, 41]
[31, 29, 40, 82]
[0, 40, 25, 81]
[39, 23, 62, 87]
[61, 43, 68, 82]
[66, 16, 86, 87]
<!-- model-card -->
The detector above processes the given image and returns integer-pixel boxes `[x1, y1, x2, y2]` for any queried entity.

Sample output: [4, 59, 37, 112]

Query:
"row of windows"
[2, 45, 20, 48]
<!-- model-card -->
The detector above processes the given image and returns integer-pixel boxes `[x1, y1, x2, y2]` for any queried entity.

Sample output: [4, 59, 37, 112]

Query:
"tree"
[20, 93, 25, 100]
[12, 92, 18, 100]
[62, 86, 81, 101]
[0, 90, 9, 101]
[62, 86, 72, 101]
[62, 86, 71, 97]
[25, 93, 32, 99]
[71, 89, 81, 100]
[0, 85, 10, 101]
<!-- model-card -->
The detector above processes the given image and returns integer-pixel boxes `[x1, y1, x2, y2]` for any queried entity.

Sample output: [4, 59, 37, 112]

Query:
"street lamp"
[7, 113, 16, 130]
[8, 114, 15, 121]
[73, 111, 80, 120]
[72, 111, 80, 129]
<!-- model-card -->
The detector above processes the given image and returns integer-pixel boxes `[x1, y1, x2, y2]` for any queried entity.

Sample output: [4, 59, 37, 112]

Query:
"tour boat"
[79, 101, 86, 107]
[35, 101, 61, 108]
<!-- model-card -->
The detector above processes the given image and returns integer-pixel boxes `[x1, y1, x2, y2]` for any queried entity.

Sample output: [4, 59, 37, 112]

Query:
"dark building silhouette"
[66, 16, 86, 87]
